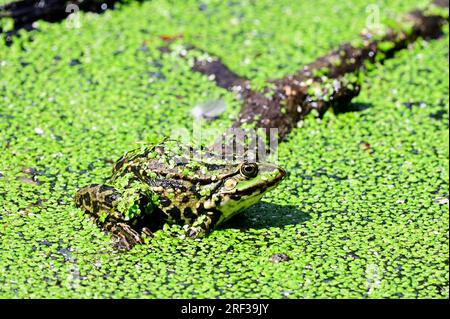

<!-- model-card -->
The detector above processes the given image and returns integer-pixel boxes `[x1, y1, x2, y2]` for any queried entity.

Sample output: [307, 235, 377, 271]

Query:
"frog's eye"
[240, 162, 258, 178]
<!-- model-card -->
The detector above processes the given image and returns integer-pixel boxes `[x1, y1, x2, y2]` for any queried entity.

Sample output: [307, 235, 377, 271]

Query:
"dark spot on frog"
[189, 185, 202, 199]
[182, 195, 190, 203]
[210, 210, 222, 223]
[159, 196, 172, 207]
[196, 203, 207, 215]
[150, 179, 187, 194]
[173, 183, 187, 193]
[99, 185, 113, 193]
[129, 165, 140, 176]
[166, 206, 181, 221]
[104, 193, 120, 207]
[81, 193, 91, 208]
[269, 253, 290, 263]
[92, 200, 99, 214]
[183, 207, 196, 220]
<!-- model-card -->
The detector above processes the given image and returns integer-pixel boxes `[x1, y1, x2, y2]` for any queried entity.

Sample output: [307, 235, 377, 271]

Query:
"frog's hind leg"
[75, 184, 121, 220]
[75, 184, 145, 249]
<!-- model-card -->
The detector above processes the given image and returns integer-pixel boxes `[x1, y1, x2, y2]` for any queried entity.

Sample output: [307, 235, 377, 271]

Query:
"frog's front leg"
[183, 212, 218, 238]
[75, 184, 145, 249]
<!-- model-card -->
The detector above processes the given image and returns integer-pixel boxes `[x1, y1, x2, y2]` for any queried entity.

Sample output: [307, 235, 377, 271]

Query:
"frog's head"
[205, 161, 286, 224]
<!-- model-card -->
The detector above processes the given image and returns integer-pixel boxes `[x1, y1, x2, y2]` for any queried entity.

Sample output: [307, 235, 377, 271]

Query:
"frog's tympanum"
[75, 140, 286, 249]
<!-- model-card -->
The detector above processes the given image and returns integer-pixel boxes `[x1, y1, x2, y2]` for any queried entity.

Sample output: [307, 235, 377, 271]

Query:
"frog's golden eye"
[240, 162, 258, 178]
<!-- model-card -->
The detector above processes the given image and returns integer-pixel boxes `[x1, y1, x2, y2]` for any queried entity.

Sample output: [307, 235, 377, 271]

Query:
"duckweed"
[0, 0, 448, 298]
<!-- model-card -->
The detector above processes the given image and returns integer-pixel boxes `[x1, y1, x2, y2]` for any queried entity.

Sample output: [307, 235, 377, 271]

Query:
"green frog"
[75, 140, 286, 249]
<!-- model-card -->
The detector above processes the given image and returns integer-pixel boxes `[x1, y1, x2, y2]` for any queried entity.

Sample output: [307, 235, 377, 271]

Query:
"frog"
[75, 140, 286, 249]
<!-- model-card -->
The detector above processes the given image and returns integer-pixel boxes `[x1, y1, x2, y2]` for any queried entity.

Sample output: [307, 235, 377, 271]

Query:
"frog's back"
[111, 140, 238, 184]
[75, 139, 286, 248]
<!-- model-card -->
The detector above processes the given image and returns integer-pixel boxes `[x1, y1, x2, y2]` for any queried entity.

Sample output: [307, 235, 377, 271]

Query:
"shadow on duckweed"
[60, 201, 311, 257]
[219, 201, 311, 230]
[333, 102, 373, 115]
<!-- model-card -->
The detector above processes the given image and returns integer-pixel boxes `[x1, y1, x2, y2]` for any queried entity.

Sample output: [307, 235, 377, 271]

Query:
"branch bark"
[232, 0, 449, 143]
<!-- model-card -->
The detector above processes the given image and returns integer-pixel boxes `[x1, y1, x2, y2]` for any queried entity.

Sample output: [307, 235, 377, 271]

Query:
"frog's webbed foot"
[106, 222, 144, 250]
[183, 213, 217, 238]
[104, 222, 155, 250]
[183, 225, 204, 238]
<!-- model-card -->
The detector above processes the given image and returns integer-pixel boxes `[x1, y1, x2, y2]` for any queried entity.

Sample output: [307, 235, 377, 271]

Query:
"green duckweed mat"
[0, 0, 448, 298]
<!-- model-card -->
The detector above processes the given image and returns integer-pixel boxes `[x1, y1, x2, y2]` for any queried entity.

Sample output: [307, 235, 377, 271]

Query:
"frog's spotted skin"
[75, 140, 286, 249]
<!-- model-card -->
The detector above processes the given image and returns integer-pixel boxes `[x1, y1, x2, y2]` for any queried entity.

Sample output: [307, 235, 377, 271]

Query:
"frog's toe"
[141, 227, 154, 238]
[183, 225, 204, 238]
[109, 222, 144, 250]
